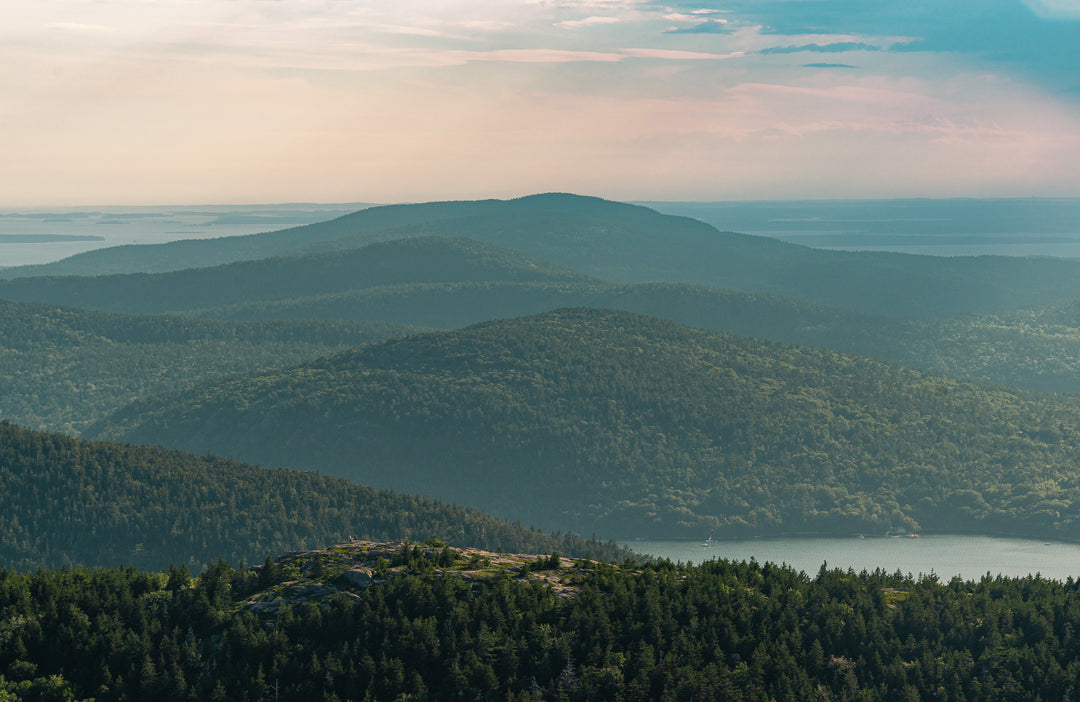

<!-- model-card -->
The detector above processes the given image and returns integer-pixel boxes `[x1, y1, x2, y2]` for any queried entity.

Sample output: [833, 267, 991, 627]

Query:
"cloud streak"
[2, 0, 1079, 204]
[761, 42, 883, 54]
[556, 16, 622, 29]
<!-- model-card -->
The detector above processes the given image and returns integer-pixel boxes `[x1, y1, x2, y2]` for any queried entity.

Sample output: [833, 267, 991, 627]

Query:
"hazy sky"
[5, 0, 1080, 205]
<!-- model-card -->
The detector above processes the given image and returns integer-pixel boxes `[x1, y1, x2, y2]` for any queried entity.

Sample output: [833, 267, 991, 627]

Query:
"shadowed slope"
[91, 308, 1080, 540]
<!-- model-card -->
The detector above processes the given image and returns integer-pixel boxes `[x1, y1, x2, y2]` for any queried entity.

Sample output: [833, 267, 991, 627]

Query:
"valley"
[5, 193, 1080, 700]
[3, 195, 1080, 548]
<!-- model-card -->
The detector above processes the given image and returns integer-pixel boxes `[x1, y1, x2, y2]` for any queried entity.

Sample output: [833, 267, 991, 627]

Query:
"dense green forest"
[0, 420, 627, 572]
[6, 194, 1080, 318]
[0, 195, 673, 279]
[188, 277, 1080, 395]
[0, 300, 419, 435]
[90, 308, 1080, 539]
[0, 237, 589, 316]
[7, 276, 1080, 441]
[6, 194, 1080, 699]
[4, 540, 1080, 701]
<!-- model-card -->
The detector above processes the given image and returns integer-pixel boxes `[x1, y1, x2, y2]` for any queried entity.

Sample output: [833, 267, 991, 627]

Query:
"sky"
[4, 0, 1080, 205]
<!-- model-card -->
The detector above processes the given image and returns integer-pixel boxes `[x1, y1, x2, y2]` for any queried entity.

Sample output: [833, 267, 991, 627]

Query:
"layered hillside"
[5, 193, 1080, 317]
[91, 308, 1080, 539]
[0, 299, 419, 434]
[188, 279, 1080, 394]
[0, 420, 626, 572]
[0, 194, 676, 278]
[0, 237, 590, 316]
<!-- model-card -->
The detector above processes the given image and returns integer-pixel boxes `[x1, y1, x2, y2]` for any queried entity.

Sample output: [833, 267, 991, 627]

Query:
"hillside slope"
[0, 299, 420, 434]
[91, 308, 1080, 539]
[0, 420, 626, 572]
[0, 237, 590, 316]
[188, 279, 1080, 394]
[0, 194, 665, 279]
[6, 193, 1080, 317]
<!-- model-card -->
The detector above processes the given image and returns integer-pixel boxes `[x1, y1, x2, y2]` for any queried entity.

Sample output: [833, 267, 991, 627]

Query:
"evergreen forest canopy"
[7, 193, 1080, 318]
[9, 194, 1080, 699]
[3, 539, 1080, 701]
[89, 308, 1080, 540]
[6, 229, 1080, 413]
[187, 276, 1080, 396]
[0, 237, 592, 317]
[4, 192, 1080, 570]
[0, 420, 627, 573]
[0, 299, 419, 435]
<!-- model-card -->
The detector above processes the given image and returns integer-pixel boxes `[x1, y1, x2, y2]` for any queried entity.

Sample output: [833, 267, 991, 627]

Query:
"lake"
[624, 535, 1080, 582]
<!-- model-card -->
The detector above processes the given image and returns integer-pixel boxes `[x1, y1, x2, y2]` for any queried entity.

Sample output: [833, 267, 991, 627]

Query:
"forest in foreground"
[2, 540, 1078, 701]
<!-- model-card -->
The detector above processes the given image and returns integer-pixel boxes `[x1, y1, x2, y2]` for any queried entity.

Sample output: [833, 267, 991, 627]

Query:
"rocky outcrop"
[241, 540, 596, 613]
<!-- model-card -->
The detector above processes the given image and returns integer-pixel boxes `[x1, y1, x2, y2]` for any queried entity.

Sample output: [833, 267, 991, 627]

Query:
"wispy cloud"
[622, 47, 743, 60]
[50, 23, 114, 33]
[463, 48, 625, 63]
[761, 42, 882, 54]
[662, 8, 730, 33]
[1020, 0, 1080, 19]
[557, 16, 621, 29]
[3, 0, 1080, 203]
[665, 20, 731, 34]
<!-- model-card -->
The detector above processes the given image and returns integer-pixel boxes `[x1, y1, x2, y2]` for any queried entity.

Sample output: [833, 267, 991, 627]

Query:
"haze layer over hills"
[0, 299, 419, 434]
[5, 192, 1080, 561]
[7, 194, 1080, 318]
[0, 420, 626, 572]
[90, 308, 1080, 540]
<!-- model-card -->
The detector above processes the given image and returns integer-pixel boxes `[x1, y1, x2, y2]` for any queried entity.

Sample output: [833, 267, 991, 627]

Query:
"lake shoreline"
[620, 533, 1080, 581]
[621, 529, 1080, 545]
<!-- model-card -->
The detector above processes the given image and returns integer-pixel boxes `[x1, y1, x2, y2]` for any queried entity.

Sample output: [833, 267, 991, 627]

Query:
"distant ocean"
[3, 198, 1080, 269]
[643, 198, 1080, 259]
[0, 203, 370, 268]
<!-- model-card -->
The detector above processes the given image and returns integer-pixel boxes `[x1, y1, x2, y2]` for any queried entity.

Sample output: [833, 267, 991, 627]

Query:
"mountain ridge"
[7, 193, 1080, 317]
[89, 307, 1080, 540]
[0, 418, 628, 572]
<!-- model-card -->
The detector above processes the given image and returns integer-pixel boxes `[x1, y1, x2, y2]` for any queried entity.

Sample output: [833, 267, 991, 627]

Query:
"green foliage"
[5, 550, 1080, 701]
[0, 237, 591, 316]
[11, 281, 1080, 445]
[0, 299, 418, 435]
[0, 194, 689, 279]
[91, 308, 1080, 539]
[8, 193, 1080, 320]
[0, 420, 629, 572]
[190, 279, 1080, 395]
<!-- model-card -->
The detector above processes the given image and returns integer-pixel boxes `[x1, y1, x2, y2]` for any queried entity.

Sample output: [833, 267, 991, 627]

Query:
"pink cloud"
[621, 47, 743, 60]
[556, 16, 622, 29]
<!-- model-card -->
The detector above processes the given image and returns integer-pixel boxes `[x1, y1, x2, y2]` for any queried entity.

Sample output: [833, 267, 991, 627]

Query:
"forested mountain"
[0, 194, 663, 278]
[0, 420, 626, 572]
[0, 299, 420, 435]
[4, 540, 1080, 701]
[6, 193, 1080, 317]
[91, 308, 1080, 540]
[0, 237, 590, 316]
[7, 277, 1080, 441]
[189, 278, 1080, 395]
